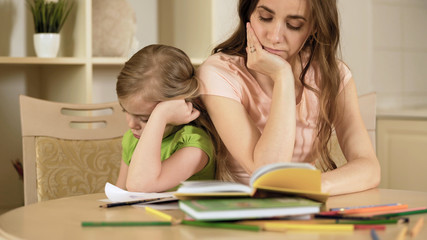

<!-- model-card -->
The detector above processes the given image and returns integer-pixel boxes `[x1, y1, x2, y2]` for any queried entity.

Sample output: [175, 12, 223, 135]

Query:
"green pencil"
[374, 208, 427, 218]
[181, 220, 261, 231]
[81, 221, 172, 227]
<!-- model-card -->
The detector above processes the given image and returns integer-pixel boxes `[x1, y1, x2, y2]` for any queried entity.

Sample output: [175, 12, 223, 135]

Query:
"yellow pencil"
[264, 223, 354, 232]
[410, 217, 424, 238]
[395, 226, 408, 240]
[145, 206, 173, 222]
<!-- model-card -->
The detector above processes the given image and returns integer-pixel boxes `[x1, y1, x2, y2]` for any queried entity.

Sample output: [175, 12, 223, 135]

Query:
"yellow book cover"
[175, 162, 328, 202]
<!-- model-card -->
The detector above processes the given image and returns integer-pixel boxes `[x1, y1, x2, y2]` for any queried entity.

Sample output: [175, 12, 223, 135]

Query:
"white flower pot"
[33, 33, 60, 58]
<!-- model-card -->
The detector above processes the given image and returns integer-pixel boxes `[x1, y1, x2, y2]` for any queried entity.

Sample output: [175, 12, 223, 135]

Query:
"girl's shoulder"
[167, 125, 211, 145]
[176, 125, 209, 138]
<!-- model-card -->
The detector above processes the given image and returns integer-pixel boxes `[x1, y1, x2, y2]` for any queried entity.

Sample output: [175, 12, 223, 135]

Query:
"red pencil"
[354, 224, 386, 230]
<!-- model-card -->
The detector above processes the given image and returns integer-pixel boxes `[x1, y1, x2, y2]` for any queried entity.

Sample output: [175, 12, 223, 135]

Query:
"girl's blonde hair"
[116, 44, 228, 180]
[214, 0, 342, 172]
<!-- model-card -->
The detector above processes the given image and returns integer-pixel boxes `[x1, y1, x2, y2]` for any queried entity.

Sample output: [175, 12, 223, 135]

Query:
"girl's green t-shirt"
[121, 125, 216, 182]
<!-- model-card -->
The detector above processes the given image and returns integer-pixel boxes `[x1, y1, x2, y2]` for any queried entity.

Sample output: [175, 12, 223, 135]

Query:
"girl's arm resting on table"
[126, 100, 207, 193]
[321, 79, 381, 195]
[127, 146, 208, 192]
[115, 161, 129, 190]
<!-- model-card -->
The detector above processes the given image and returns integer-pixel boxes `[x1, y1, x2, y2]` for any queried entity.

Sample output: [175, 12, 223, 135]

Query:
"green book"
[179, 197, 321, 221]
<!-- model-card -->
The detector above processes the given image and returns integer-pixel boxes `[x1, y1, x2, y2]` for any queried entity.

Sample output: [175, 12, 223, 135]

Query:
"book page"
[104, 182, 176, 202]
[176, 180, 252, 193]
[250, 162, 315, 186]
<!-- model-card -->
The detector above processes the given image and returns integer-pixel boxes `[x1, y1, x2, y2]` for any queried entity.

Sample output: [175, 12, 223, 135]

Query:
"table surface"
[1, 188, 426, 240]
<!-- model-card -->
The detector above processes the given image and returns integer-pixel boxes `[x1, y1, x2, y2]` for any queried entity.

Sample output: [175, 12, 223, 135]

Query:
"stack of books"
[175, 162, 328, 221]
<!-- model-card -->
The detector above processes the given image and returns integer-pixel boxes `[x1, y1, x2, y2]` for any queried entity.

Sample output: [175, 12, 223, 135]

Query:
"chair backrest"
[329, 92, 377, 167]
[20, 95, 128, 205]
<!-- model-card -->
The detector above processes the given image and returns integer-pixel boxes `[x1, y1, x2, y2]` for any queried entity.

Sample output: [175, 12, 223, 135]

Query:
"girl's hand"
[246, 22, 292, 81]
[153, 99, 200, 126]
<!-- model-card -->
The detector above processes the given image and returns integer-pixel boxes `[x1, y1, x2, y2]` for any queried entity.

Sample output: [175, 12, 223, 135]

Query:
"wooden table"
[1, 188, 426, 239]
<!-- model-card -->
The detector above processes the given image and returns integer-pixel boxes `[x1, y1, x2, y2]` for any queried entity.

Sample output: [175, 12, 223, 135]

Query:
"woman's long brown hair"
[213, 0, 342, 172]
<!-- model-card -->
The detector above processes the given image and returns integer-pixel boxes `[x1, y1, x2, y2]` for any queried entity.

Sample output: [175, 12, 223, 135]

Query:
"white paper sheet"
[104, 182, 176, 202]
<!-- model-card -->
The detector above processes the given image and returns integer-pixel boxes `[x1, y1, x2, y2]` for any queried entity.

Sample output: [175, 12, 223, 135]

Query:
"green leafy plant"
[27, 0, 74, 33]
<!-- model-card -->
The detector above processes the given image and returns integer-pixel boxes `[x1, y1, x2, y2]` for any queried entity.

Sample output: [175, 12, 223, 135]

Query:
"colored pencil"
[395, 226, 408, 240]
[336, 219, 408, 225]
[81, 221, 172, 227]
[264, 222, 354, 232]
[238, 219, 337, 225]
[181, 220, 261, 231]
[339, 204, 408, 215]
[314, 214, 381, 221]
[409, 217, 424, 238]
[145, 206, 174, 222]
[99, 196, 176, 208]
[373, 207, 427, 218]
[239, 219, 388, 231]
[330, 203, 401, 212]
[355, 224, 386, 230]
[370, 229, 380, 240]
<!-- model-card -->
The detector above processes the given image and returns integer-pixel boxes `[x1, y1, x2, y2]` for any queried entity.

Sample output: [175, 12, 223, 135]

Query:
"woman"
[196, 0, 380, 195]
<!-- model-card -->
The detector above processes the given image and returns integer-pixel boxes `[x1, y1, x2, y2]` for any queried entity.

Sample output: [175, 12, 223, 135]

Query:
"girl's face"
[120, 93, 173, 139]
[249, 0, 312, 61]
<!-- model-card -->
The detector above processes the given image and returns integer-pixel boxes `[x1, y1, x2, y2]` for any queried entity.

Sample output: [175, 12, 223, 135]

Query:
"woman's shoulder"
[337, 59, 352, 82]
[198, 52, 245, 73]
[305, 58, 352, 87]
[196, 53, 248, 101]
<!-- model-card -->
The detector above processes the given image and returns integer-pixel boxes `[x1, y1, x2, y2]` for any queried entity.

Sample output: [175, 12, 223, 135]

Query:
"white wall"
[372, 0, 427, 109]
[339, 0, 427, 110]
[211, 0, 239, 48]
[92, 0, 158, 104]
[339, 0, 374, 95]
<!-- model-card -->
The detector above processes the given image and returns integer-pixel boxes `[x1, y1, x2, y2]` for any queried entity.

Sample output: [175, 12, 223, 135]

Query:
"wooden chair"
[329, 92, 377, 167]
[19, 95, 128, 205]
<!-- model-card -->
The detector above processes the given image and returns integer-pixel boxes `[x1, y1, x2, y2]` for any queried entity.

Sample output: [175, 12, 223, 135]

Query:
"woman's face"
[249, 0, 312, 61]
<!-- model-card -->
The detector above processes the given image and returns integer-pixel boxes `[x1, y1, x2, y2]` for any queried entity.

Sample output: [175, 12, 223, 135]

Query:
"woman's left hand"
[246, 22, 292, 81]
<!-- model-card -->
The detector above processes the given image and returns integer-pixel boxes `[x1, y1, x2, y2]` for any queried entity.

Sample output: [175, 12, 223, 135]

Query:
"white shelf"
[92, 57, 127, 66]
[0, 57, 87, 65]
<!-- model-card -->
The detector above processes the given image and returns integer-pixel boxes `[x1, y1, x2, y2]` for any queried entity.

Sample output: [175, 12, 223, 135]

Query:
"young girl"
[115, 44, 220, 192]
[197, 0, 381, 195]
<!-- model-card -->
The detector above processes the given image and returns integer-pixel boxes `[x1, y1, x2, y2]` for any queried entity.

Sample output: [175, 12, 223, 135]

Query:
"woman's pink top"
[197, 52, 352, 184]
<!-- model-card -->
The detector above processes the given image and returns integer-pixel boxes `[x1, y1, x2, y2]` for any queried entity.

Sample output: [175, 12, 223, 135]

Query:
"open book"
[175, 162, 328, 202]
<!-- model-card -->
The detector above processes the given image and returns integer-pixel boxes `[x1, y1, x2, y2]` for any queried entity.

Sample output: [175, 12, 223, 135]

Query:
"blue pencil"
[330, 203, 400, 212]
[370, 229, 380, 240]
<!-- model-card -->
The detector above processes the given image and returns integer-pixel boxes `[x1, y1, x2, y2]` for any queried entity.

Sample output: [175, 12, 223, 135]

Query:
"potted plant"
[27, 0, 73, 57]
